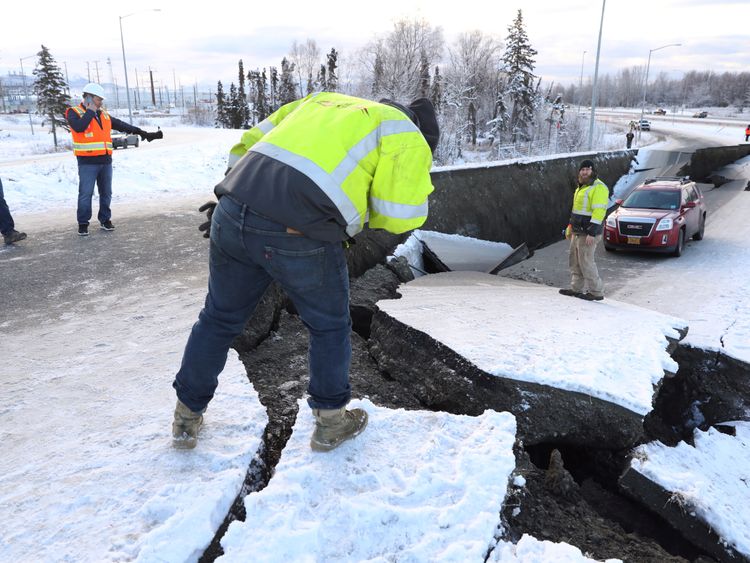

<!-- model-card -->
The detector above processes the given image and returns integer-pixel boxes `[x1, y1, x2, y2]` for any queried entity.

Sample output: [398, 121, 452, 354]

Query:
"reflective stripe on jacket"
[219, 92, 434, 239]
[67, 105, 113, 156]
[569, 178, 609, 236]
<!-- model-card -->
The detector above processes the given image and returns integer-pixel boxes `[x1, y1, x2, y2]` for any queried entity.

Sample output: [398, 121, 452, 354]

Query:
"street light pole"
[578, 50, 587, 113]
[119, 9, 161, 121]
[639, 43, 681, 122]
[587, 0, 606, 150]
[19, 55, 36, 135]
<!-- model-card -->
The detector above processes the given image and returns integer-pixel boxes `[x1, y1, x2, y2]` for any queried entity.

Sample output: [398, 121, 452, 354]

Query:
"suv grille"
[618, 218, 655, 237]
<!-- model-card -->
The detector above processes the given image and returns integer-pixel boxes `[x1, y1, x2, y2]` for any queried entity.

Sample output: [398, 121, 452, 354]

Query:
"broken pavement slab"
[370, 272, 688, 448]
[218, 400, 517, 561]
[409, 229, 517, 274]
[620, 422, 750, 563]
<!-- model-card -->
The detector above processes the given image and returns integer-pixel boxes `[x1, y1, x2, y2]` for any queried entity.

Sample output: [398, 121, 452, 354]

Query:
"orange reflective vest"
[67, 105, 113, 156]
[746, 126, 750, 136]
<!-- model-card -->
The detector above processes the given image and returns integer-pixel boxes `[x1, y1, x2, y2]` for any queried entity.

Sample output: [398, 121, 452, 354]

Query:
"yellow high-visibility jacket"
[569, 178, 609, 236]
[216, 92, 434, 241]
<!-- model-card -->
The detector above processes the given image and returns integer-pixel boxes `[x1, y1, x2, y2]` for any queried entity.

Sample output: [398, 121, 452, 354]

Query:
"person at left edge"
[65, 83, 163, 236]
[1, 177, 27, 245]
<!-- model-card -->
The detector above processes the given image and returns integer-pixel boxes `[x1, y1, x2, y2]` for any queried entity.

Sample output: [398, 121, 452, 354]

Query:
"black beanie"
[408, 98, 440, 154]
[579, 159, 596, 172]
[379, 97, 440, 154]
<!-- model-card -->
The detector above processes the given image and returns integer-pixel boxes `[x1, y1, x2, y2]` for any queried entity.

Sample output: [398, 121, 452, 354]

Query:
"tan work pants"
[569, 233, 604, 297]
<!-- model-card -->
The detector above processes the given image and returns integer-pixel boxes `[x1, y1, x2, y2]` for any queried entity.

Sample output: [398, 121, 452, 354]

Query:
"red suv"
[603, 177, 706, 257]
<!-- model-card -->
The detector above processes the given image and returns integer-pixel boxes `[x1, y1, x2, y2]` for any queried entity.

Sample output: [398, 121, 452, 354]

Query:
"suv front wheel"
[672, 229, 685, 257]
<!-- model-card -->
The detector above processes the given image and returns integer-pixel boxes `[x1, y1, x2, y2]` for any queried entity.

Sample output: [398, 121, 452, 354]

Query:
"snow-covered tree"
[419, 50, 431, 98]
[318, 65, 327, 92]
[326, 48, 339, 92]
[371, 50, 384, 97]
[32, 45, 69, 148]
[362, 17, 444, 101]
[431, 66, 443, 113]
[444, 30, 502, 146]
[501, 9, 539, 142]
[289, 39, 321, 98]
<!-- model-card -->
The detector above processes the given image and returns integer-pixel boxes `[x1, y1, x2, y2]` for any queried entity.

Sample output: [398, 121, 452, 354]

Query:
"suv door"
[682, 186, 699, 236]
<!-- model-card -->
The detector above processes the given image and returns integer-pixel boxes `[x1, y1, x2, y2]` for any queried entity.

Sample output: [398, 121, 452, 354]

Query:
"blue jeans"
[77, 163, 113, 225]
[173, 196, 352, 412]
[0, 178, 15, 235]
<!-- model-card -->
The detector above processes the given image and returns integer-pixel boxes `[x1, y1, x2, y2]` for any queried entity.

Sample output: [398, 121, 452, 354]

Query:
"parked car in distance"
[693, 111, 708, 118]
[112, 133, 139, 149]
[604, 177, 706, 257]
[638, 119, 651, 131]
[653, 108, 667, 115]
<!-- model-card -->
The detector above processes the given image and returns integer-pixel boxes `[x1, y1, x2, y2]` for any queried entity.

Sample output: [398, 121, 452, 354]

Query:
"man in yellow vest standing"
[559, 159, 609, 301]
[65, 83, 163, 236]
[171, 93, 439, 452]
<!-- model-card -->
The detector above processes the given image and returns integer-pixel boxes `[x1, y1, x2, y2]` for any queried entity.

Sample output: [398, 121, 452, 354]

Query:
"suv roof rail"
[643, 176, 692, 185]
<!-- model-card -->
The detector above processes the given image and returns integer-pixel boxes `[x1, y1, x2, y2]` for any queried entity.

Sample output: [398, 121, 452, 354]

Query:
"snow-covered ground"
[1, 113, 749, 561]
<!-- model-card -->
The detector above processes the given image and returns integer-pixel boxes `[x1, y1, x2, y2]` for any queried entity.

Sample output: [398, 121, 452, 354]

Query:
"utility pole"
[149, 68, 156, 106]
[93, 60, 101, 83]
[587, 0, 606, 150]
[135, 68, 140, 109]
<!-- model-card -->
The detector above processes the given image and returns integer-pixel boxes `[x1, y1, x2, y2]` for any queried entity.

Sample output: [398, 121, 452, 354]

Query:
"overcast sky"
[2, 0, 748, 93]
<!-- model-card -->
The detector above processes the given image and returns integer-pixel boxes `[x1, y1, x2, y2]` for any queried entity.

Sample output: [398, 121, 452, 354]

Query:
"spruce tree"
[501, 9, 538, 142]
[279, 58, 297, 105]
[419, 50, 431, 98]
[237, 60, 250, 128]
[254, 70, 270, 121]
[306, 72, 314, 96]
[326, 48, 339, 92]
[32, 45, 69, 148]
[318, 65, 327, 91]
[270, 67, 279, 110]
[371, 52, 384, 97]
[430, 66, 443, 112]
[227, 83, 240, 128]
[215, 81, 227, 128]
[247, 70, 260, 125]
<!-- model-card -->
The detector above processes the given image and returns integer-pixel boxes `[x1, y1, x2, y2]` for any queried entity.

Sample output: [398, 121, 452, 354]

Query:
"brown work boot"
[310, 406, 368, 452]
[3, 230, 27, 244]
[172, 400, 205, 449]
[577, 292, 604, 301]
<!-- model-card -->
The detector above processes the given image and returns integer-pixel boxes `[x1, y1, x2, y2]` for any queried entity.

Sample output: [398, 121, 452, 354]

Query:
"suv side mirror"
[683, 201, 697, 209]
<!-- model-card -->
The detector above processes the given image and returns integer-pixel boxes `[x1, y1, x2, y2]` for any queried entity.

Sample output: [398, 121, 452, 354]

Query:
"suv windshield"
[622, 189, 680, 210]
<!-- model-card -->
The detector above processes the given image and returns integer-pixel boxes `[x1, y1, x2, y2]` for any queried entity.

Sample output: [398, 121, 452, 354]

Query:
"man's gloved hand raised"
[136, 128, 164, 142]
[198, 201, 217, 238]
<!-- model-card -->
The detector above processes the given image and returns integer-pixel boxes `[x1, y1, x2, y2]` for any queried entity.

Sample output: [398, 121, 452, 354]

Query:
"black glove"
[135, 128, 148, 141]
[144, 129, 163, 142]
[198, 201, 217, 238]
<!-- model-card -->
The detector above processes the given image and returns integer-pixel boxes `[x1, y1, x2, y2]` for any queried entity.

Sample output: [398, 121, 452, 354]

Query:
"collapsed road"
[2, 145, 749, 561]
[193, 147, 750, 561]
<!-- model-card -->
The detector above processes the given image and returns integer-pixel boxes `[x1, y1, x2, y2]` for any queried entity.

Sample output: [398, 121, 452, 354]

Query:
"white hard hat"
[82, 83, 106, 100]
